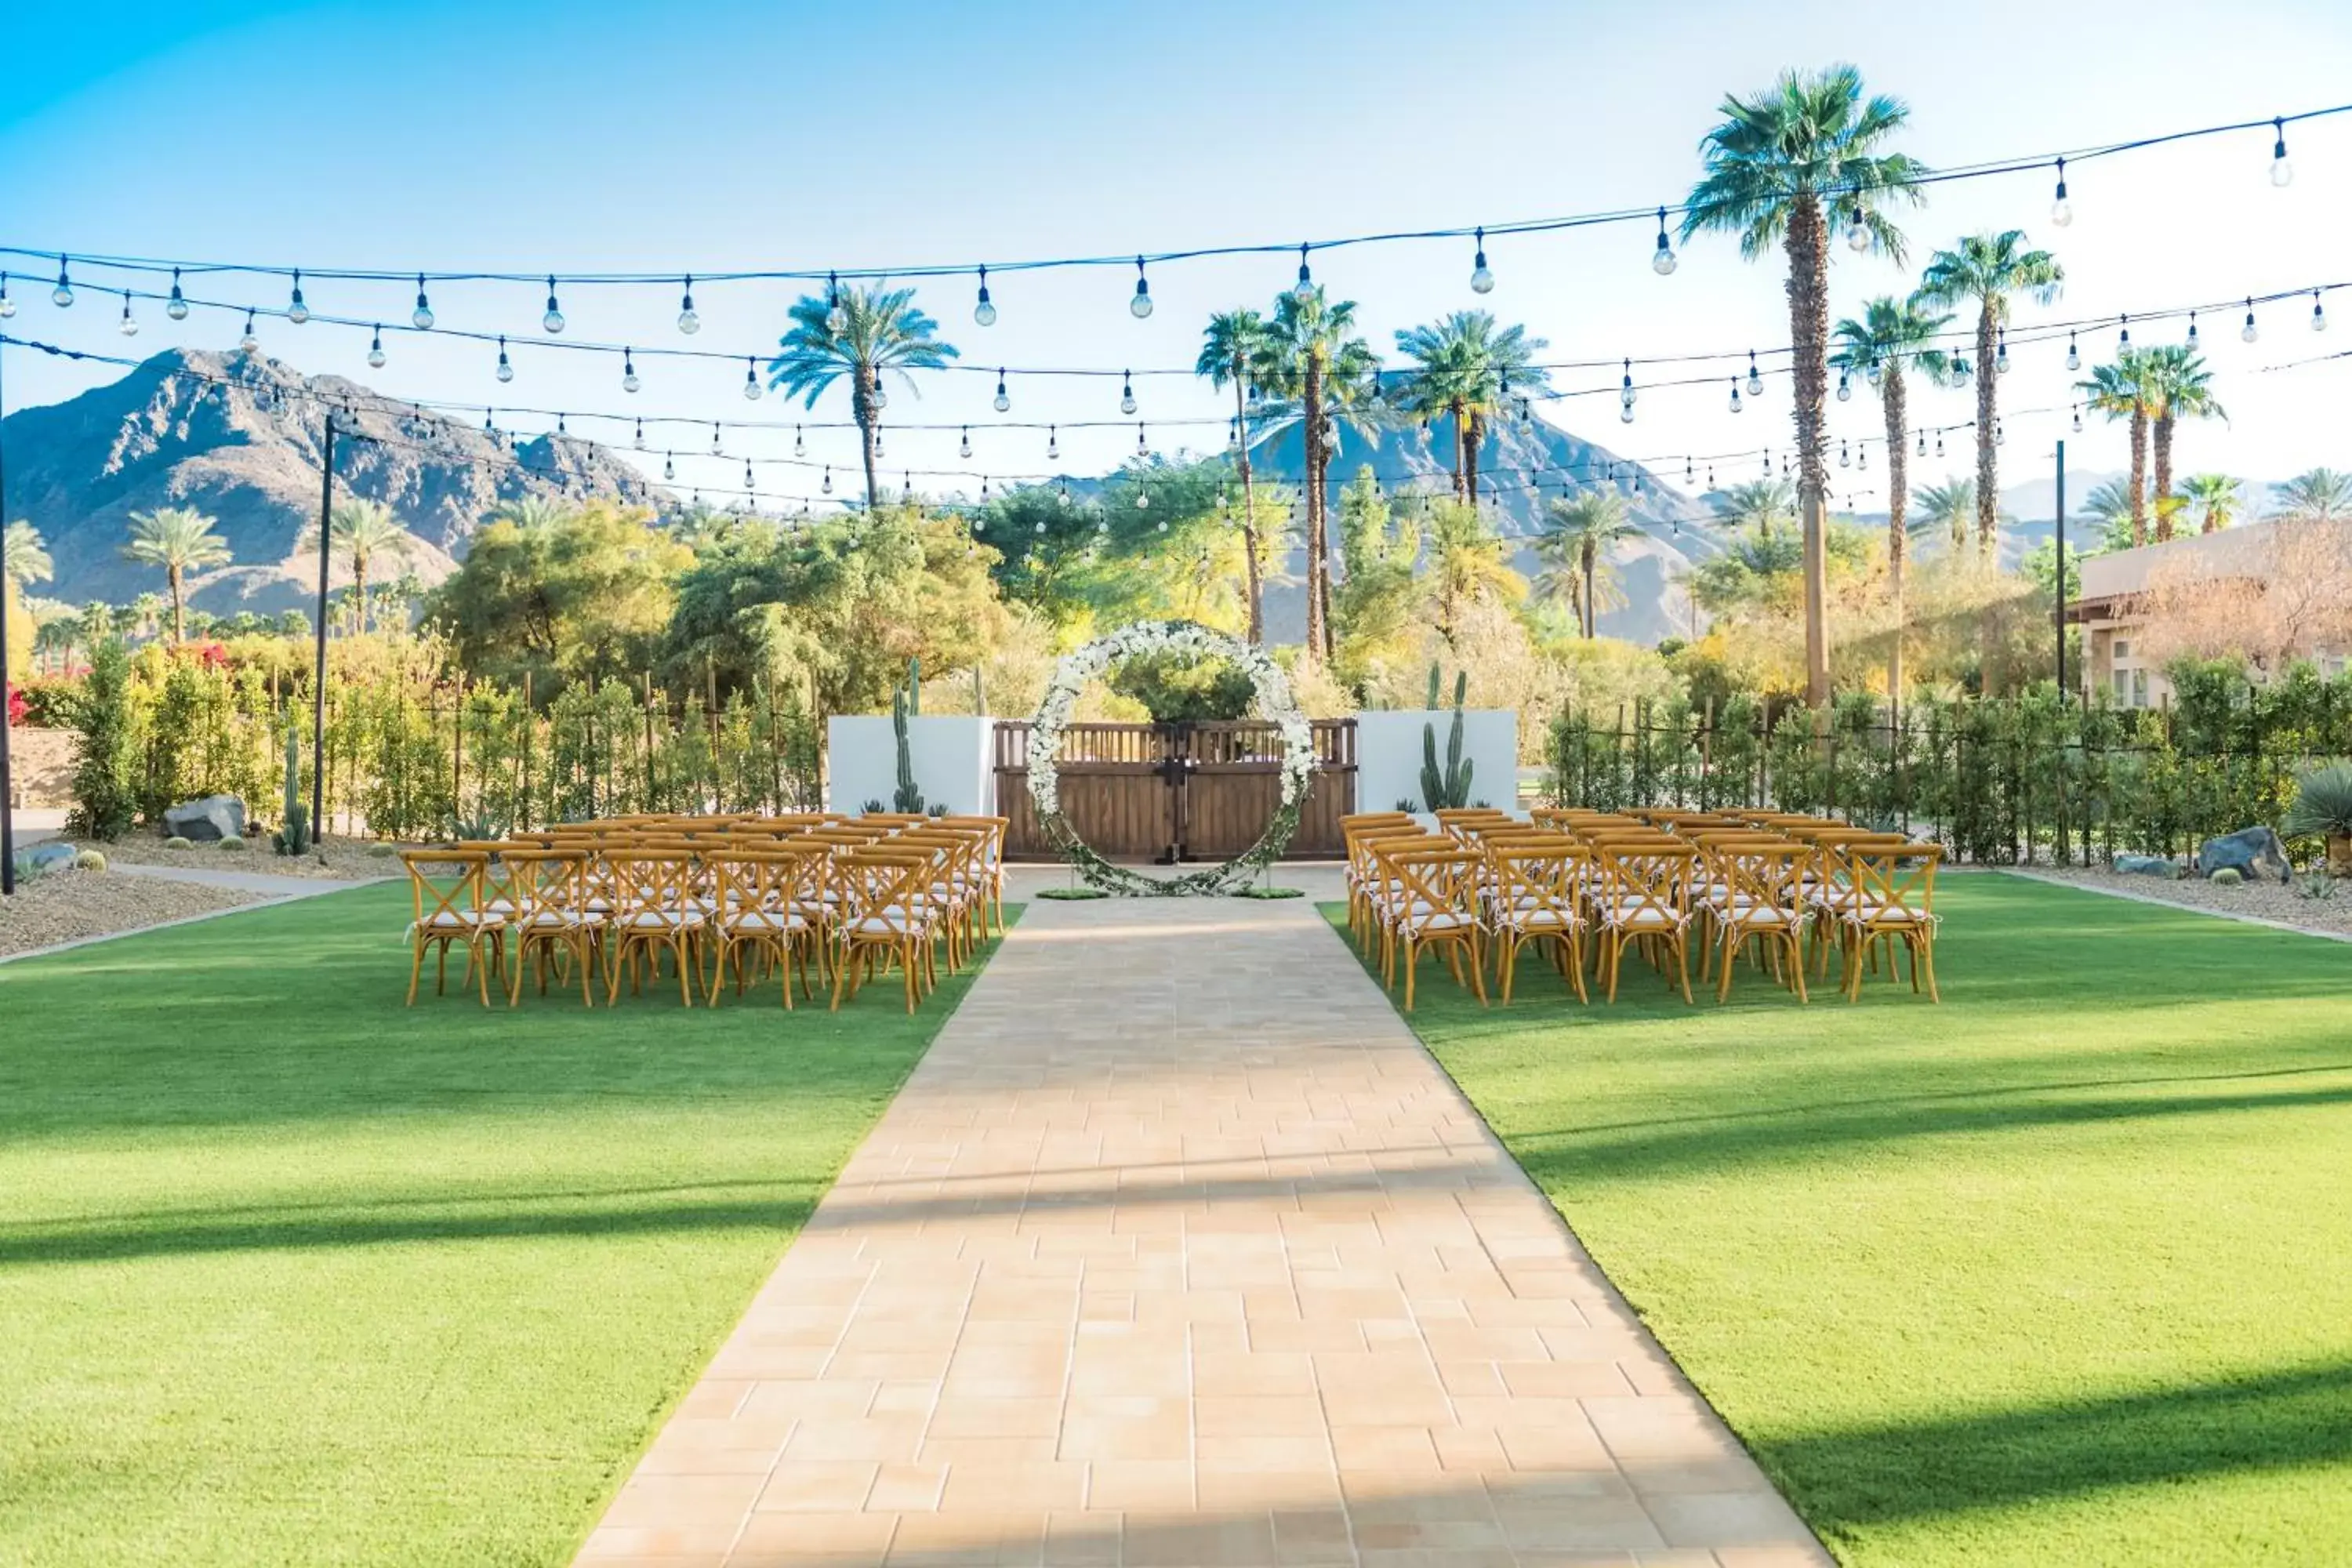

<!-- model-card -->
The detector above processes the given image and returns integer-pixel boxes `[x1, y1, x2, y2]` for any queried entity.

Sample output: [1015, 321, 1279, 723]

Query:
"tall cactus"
[274, 725, 310, 855]
[1418, 664, 1474, 811]
[891, 655, 927, 813]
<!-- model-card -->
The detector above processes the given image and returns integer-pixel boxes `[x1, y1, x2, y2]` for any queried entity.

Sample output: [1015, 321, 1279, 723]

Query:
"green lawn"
[1330, 876, 2352, 1566]
[0, 884, 1007, 1567]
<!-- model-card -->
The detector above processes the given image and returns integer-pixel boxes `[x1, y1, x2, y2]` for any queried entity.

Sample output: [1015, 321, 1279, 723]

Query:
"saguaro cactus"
[274, 726, 310, 855]
[891, 655, 927, 814]
[1419, 664, 1473, 811]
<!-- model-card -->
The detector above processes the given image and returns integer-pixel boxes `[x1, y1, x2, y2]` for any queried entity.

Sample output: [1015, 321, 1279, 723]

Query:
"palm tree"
[767, 284, 958, 514]
[2180, 473, 2245, 535]
[1423, 498, 1524, 641]
[2137, 346, 2224, 542]
[129, 592, 164, 640]
[1913, 230, 2063, 557]
[1392, 311, 1550, 503]
[1253, 287, 1379, 661]
[2275, 468, 2352, 524]
[27, 597, 78, 675]
[1912, 478, 1976, 550]
[1832, 296, 1951, 699]
[2079, 478, 2139, 551]
[1538, 492, 1639, 640]
[121, 506, 232, 641]
[482, 495, 572, 532]
[1197, 309, 1274, 643]
[2078, 350, 2160, 546]
[1710, 478, 1798, 538]
[3, 520, 53, 589]
[1683, 64, 1926, 705]
[301, 497, 412, 635]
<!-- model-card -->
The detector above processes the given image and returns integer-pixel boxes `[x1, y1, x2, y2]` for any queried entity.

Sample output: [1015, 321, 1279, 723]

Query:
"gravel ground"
[0, 868, 263, 959]
[85, 833, 397, 881]
[2024, 865, 2352, 940]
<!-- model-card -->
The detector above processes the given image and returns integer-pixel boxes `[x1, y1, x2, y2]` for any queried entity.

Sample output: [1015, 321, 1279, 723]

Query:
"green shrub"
[74, 849, 107, 872]
[64, 637, 139, 840]
[1108, 652, 1254, 724]
[2210, 867, 2243, 886]
[366, 842, 397, 858]
[164, 836, 194, 851]
[216, 835, 247, 851]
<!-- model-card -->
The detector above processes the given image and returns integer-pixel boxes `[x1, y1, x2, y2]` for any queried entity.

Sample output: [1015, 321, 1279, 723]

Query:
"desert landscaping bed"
[84, 833, 397, 882]
[2023, 863, 2352, 940]
[0, 867, 263, 959]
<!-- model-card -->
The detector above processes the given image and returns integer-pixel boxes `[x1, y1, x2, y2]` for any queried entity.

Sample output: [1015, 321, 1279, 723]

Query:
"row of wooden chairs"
[397, 811, 1009, 1012]
[1343, 808, 1942, 1011]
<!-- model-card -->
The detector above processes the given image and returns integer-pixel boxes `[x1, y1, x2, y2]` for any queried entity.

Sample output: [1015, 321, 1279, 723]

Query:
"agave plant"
[2281, 760, 2352, 877]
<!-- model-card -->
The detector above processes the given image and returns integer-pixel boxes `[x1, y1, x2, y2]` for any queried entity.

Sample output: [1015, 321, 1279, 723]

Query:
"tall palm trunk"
[1231, 366, 1263, 644]
[1451, 403, 1469, 501]
[1973, 300, 1999, 558]
[2152, 413, 2176, 543]
[353, 551, 369, 637]
[168, 565, 185, 644]
[854, 366, 882, 514]
[1302, 352, 1327, 662]
[1882, 366, 1910, 702]
[2128, 412, 2150, 547]
[1783, 195, 1833, 706]
[1581, 542, 1598, 641]
[1463, 412, 1485, 510]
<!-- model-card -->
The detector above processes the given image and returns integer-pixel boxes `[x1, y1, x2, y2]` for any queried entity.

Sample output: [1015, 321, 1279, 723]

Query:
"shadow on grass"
[1762, 1357, 2352, 1530]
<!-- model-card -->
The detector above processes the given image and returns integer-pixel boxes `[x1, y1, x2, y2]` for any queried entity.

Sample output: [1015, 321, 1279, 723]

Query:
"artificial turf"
[0, 884, 1011, 1566]
[1330, 875, 2352, 1566]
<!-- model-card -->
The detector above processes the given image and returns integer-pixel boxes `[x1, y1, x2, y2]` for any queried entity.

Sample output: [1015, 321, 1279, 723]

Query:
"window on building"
[2132, 670, 2150, 708]
[2114, 670, 2132, 702]
[2113, 638, 2132, 661]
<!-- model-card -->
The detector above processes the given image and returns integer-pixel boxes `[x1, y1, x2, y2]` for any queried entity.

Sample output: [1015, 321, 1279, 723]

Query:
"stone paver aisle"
[579, 896, 1828, 1568]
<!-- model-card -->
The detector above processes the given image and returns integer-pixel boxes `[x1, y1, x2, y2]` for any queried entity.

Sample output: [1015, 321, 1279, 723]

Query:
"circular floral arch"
[1029, 619, 1316, 896]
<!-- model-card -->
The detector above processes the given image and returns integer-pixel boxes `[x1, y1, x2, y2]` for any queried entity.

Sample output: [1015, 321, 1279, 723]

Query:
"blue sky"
[7, 0, 2352, 509]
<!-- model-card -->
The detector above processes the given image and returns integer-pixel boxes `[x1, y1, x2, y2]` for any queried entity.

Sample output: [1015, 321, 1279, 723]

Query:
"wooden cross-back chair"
[705, 851, 817, 1007]
[1486, 839, 1589, 1005]
[1833, 843, 1945, 1002]
[831, 848, 938, 1012]
[1374, 843, 1488, 1011]
[935, 815, 1011, 938]
[603, 852, 706, 1007]
[398, 848, 506, 1007]
[1589, 840, 1697, 1004]
[499, 849, 601, 1007]
[1697, 840, 1813, 1004]
[1348, 826, 1443, 953]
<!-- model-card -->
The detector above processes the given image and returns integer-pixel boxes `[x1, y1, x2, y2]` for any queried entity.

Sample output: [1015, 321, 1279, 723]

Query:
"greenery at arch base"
[1029, 619, 1316, 897]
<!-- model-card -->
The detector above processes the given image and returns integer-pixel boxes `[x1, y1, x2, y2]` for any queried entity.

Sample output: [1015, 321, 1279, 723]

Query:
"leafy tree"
[300, 496, 413, 635]
[64, 635, 138, 838]
[2078, 350, 2161, 546]
[2275, 468, 2352, 523]
[481, 495, 572, 533]
[1252, 286, 1379, 662]
[1392, 311, 1551, 503]
[1536, 491, 1639, 641]
[2138, 346, 2225, 542]
[1196, 309, 1276, 642]
[1108, 653, 1254, 722]
[976, 485, 1101, 630]
[1833, 296, 1953, 696]
[1090, 458, 1255, 633]
[1423, 496, 1524, 641]
[426, 500, 688, 696]
[4, 520, 53, 589]
[121, 506, 233, 642]
[1331, 471, 1421, 688]
[1683, 64, 1925, 703]
[2180, 473, 2245, 535]
[1913, 231, 2063, 556]
[767, 284, 957, 514]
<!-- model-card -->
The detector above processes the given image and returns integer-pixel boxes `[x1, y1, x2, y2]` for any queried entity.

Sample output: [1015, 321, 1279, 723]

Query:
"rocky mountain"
[2, 349, 659, 614]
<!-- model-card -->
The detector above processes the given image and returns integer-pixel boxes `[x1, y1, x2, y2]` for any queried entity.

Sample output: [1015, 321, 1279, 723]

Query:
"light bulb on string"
[368, 325, 386, 368]
[793, 426, 806, 459]
[1857, 443, 1869, 472]
[239, 310, 260, 354]
[674, 275, 699, 334]
[411, 274, 434, 330]
[52, 256, 73, 307]
[1916, 428, 1926, 457]
[1936, 431, 1945, 457]
[2241, 296, 2259, 342]
[972, 266, 996, 327]
[1866, 357, 1882, 388]
[1226, 418, 1240, 451]
[746, 459, 755, 490]
[495, 336, 514, 383]
[1685, 457, 1694, 485]
[1994, 330, 2009, 375]
[1469, 226, 1494, 293]
[1708, 465, 1716, 489]
[2118, 315, 2130, 349]
[1650, 207, 1676, 275]
[1291, 242, 1314, 303]
[710, 423, 722, 456]
[662, 451, 676, 481]
[1994, 419, 2005, 447]
[1138, 488, 1152, 512]
[959, 426, 972, 459]
[1844, 203, 1871, 252]
[874, 429, 886, 460]
[2313, 290, 2328, 332]
[979, 475, 990, 502]
[118, 291, 137, 336]
[1952, 356, 1972, 388]
[904, 472, 914, 502]
[1058, 481, 1070, 504]
[167, 267, 188, 320]
[2072, 405, 2083, 434]
[1838, 440, 1850, 469]
[1620, 359, 1636, 411]
[2271, 117, 2294, 187]
[0, 273, 13, 318]
[1836, 368, 1851, 402]
[633, 419, 646, 450]
[2186, 310, 2199, 347]
[2049, 157, 2072, 226]
[1120, 371, 1137, 416]
[1129, 256, 1153, 319]
[822, 466, 833, 495]
[1728, 379, 1743, 413]
[825, 271, 848, 334]
[1047, 426, 1059, 461]
[1136, 423, 1148, 459]
[743, 358, 763, 400]
[1746, 351, 1763, 397]
[557, 413, 569, 437]
[541, 276, 564, 334]
[993, 369, 1010, 413]
[287, 269, 308, 325]
[2065, 330, 2081, 372]
[1620, 401, 1634, 426]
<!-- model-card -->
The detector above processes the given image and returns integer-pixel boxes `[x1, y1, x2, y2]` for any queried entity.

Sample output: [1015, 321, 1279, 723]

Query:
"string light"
[2271, 117, 2294, 187]
[1728, 378, 1742, 413]
[167, 267, 188, 320]
[822, 466, 833, 494]
[663, 451, 676, 481]
[677, 276, 699, 334]
[1843, 203, 1871, 253]
[368, 325, 386, 368]
[1227, 418, 1240, 451]
[973, 265, 996, 327]
[742, 357, 762, 400]
[1994, 328, 2009, 374]
[52, 256, 73, 307]
[825, 270, 847, 333]
[979, 475, 989, 501]
[411, 274, 434, 330]
[1866, 357, 1882, 388]
[1916, 428, 1926, 457]
[1745, 351, 1762, 397]
[1291, 242, 1314, 303]
[959, 426, 972, 459]
[239, 309, 259, 354]
[1838, 439, 1850, 468]
[874, 428, 886, 459]
[793, 426, 806, 458]
[1857, 442, 1869, 472]
[495, 336, 513, 383]
[541, 275, 564, 334]
[1651, 207, 1676, 275]
[2065, 330, 2081, 371]
[1936, 431, 1945, 457]
[1994, 418, 2005, 446]
[0, 273, 12, 318]
[1135, 423, 1148, 459]
[1952, 354, 1972, 388]
[2072, 404, 2083, 433]
[1129, 256, 1152, 319]
[2239, 297, 2259, 343]
[2050, 157, 2073, 226]
[710, 423, 722, 456]
[2118, 314, 2131, 348]
[1836, 368, 1851, 401]
[2313, 289, 2328, 332]
[1469, 226, 1494, 293]
[993, 368, 1010, 413]
[1120, 371, 1137, 416]
[1047, 426, 1059, 460]
[633, 418, 645, 449]
[118, 290, 137, 336]
[622, 348, 640, 393]
[1620, 358, 1636, 411]
[287, 268, 309, 325]
[746, 459, 755, 489]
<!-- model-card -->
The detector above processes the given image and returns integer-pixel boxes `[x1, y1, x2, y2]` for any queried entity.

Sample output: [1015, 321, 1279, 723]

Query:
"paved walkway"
[578, 897, 1827, 1568]
[113, 862, 390, 897]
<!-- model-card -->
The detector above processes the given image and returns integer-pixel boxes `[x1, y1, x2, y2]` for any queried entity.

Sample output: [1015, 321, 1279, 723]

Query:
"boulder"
[162, 794, 245, 844]
[2113, 853, 2180, 878]
[2194, 826, 2291, 885]
[11, 840, 78, 878]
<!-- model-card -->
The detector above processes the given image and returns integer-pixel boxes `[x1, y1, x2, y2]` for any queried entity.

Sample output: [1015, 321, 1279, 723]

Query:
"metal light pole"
[312, 415, 335, 847]
[2054, 438, 2068, 702]
[1, 335, 13, 897]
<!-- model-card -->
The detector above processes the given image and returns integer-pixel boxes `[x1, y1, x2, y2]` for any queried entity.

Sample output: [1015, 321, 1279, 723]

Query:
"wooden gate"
[993, 720, 1356, 862]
